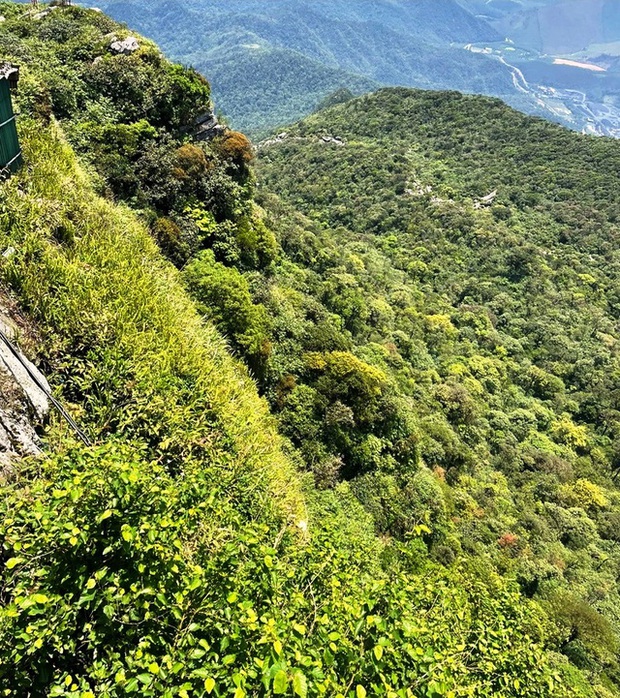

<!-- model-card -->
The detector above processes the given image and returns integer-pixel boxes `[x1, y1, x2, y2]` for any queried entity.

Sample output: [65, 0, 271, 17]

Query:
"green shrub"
[184, 250, 272, 376]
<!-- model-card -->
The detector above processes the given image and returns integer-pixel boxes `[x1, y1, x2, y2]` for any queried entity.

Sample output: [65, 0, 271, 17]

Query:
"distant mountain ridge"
[87, 0, 620, 136]
[487, 0, 620, 54]
[90, 0, 522, 133]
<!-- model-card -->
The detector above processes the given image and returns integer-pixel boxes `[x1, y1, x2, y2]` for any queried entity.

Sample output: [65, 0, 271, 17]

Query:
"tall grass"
[0, 119, 304, 523]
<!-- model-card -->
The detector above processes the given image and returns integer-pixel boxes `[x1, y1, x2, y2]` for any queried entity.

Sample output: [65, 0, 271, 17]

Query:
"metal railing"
[0, 77, 21, 175]
[0, 328, 92, 447]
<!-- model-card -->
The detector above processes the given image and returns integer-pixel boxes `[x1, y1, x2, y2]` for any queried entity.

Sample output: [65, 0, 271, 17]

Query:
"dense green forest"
[255, 89, 620, 694]
[0, 3, 619, 697]
[192, 46, 377, 137]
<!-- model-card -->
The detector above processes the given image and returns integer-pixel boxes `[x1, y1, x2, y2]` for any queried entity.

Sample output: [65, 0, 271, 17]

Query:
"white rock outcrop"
[109, 37, 140, 55]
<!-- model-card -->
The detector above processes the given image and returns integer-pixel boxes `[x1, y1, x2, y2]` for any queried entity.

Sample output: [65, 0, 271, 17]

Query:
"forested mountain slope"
[84, 0, 620, 139]
[254, 90, 620, 694]
[0, 3, 600, 698]
[85, 0, 524, 134]
[0, 3, 616, 697]
[195, 47, 378, 137]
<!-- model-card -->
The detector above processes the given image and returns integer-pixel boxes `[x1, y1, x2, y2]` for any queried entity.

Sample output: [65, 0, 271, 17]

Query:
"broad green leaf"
[356, 686, 367, 698]
[373, 645, 383, 661]
[292, 670, 308, 698]
[6, 557, 23, 569]
[124, 679, 139, 692]
[273, 670, 288, 694]
[204, 678, 216, 694]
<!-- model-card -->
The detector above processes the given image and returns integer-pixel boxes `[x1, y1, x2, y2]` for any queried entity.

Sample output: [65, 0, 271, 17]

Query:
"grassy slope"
[0, 119, 303, 521]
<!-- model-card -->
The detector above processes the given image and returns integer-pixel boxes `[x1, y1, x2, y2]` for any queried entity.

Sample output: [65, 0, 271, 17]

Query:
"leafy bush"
[184, 250, 272, 375]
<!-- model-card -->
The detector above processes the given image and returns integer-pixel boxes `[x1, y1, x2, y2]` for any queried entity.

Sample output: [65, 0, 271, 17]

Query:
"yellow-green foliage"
[551, 415, 590, 451]
[0, 117, 594, 698]
[304, 351, 387, 390]
[0, 120, 303, 521]
[0, 10, 615, 694]
[558, 479, 610, 511]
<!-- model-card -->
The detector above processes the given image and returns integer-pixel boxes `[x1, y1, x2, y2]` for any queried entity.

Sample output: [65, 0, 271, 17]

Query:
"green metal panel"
[0, 79, 22, 175]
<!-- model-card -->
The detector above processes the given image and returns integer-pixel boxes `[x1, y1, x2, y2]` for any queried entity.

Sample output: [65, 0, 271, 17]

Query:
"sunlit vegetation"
[0, 3, 617, 696]
[254, 89, 620, 694]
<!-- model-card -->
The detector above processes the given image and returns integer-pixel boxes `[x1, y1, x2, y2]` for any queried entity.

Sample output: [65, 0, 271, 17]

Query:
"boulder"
[194, 110, 227, 141]
[319, 135, 346, 146]
[109, 36, 140, 55]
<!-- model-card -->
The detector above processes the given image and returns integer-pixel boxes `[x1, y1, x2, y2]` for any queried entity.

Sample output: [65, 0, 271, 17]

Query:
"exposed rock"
[109, 36, 140, 55]
[320, 135, 346, 146]
[257, 132, 290, 149]
[474, 190, 498, 209]
[194, 110, 227, 141]
[33, 6, 58, 20]
[405, 180, 433, 197]
[0, 305, 49, 478]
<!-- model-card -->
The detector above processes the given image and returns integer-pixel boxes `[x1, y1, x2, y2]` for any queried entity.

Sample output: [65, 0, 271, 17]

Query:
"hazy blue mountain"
[89, 0, 620, 136]
[482, 0, 620, 54]
[88, 0, 521, 133]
